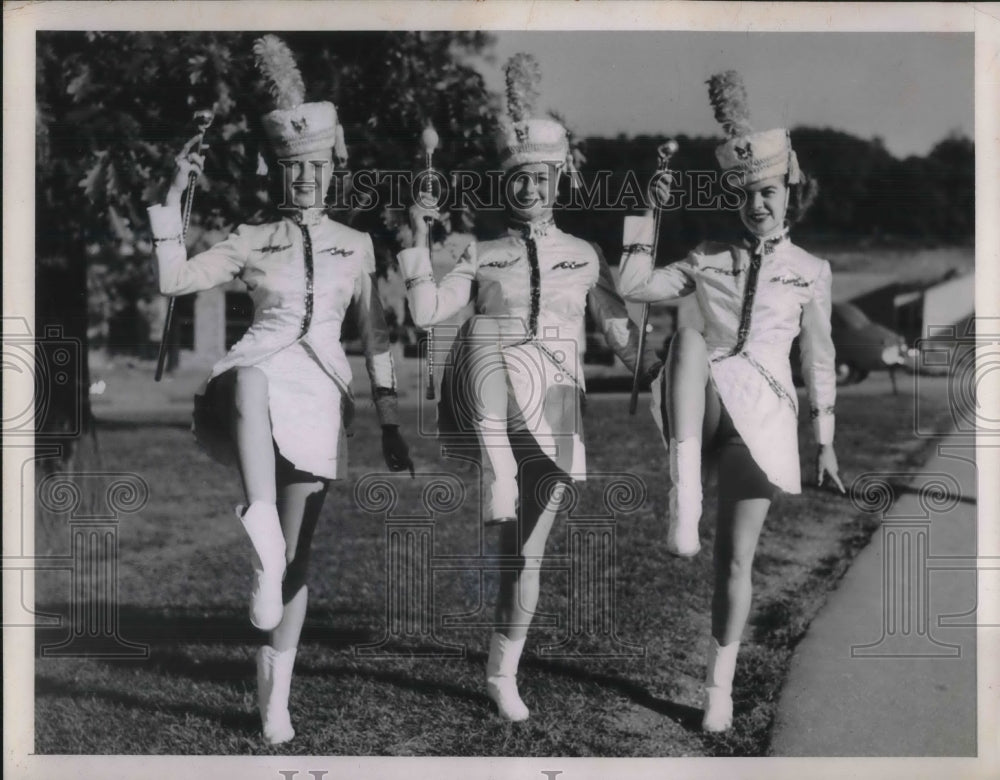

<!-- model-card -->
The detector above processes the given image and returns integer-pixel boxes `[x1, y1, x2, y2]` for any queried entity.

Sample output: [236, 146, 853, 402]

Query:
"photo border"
[4, 2, 999, 778]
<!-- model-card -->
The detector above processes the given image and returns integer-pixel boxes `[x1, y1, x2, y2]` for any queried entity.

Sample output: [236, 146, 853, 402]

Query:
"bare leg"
[270, 478, 328, 651]
[223, 367, 284, 630]
[467, 320, 518, 521]
[661, 329, 721, 556]
[702, 440, 773, 732]
[493, 484, 564, 640]
[664, 328, 722, 443]
[230, 367, 276, 505]
[486, 478, 564, 721]
[257, 472, 328, 745]
[711, 493, 771, 645]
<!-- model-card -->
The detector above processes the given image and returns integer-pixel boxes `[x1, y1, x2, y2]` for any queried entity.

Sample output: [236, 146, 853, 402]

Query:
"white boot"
[256, 645, 296, 744]
[485, 632, 529, 721]
[702, 637, 740, 732]
[666, 437, 702, 557]
[238, 501, 286, 631]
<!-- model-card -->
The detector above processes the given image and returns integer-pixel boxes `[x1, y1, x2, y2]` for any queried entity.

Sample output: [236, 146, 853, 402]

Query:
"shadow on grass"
[35, 604, 383, 653]
[523, 655, 703, 732]
[36, 602, 700, 733]
[35, 673, 261, 736]
[296, 660, 491, 708]
[34, 603, 488, 706]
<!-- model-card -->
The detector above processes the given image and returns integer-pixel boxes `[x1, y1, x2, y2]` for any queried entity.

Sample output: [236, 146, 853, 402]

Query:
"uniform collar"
[742, 226, 790, 255]
[290, 208, 326, 229]
[506, 215, 556, 241]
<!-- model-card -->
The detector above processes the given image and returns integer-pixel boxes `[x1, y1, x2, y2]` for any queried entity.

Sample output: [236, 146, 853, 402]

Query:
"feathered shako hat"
[707, 70, 799, 185]
[495, 53, 579, 182]
[254, 35, 348, 165]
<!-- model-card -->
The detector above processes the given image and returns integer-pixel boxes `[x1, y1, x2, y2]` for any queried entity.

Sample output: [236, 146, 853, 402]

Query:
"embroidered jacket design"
[404, 274, 435, 291]
[726, 232, 790, 355]
[258, 243, 293, 254]
[728, 252, 762, 356]
[770, 273, 809, 287]
[481, 256, 521, 269]
[323, 246, 355, 258]
[297, 223, 315, 339]
[703, 265, 744, 276]
[744, 352, 797, 413]
[533, 340, 583, 389]
[524, 234, 541, 338]
[551, 260, 589, 270]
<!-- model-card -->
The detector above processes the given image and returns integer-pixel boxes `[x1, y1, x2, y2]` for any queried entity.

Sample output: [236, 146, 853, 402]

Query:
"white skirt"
[193, 341, 346, 480]
[256, 342, 346, 479]
[648, 349, 802, 494]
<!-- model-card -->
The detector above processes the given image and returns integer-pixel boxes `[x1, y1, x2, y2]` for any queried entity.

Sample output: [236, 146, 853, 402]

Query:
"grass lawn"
[33, 372, 957, 756]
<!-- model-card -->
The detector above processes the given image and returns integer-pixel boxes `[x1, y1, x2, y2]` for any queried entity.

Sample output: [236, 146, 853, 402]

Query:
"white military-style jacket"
[618, 214, 836, 494]
[148, 204, 399, 426]
[398, 216, 650, 477]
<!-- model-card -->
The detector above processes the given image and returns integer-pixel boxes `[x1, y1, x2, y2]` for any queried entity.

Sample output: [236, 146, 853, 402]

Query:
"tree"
[34, 31, 497, 476]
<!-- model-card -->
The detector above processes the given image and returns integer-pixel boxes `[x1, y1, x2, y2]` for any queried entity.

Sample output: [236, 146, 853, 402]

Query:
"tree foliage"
[35, 30, 497, 451]
[558, 128, 973, 267]
[34, 31, 973, 454]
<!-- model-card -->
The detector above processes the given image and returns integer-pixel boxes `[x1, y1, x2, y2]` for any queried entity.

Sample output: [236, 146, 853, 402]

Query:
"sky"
[471, 31, 973, 158]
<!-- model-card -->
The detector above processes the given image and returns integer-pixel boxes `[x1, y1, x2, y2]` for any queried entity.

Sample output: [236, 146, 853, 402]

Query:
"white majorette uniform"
[148, 207, 398, 479]
[618, 218, 836, 494]
[423, 230, 476, 402]
[399, 216, 644, 485]
[397, 52, 653, 523]
[148, 35, 396, 482]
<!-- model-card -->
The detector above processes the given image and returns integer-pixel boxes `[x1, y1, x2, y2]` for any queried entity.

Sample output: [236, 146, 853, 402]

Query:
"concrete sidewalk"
[769, 431, 980, 756]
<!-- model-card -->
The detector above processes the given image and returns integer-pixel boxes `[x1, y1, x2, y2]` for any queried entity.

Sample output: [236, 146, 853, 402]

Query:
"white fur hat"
[254, 35, 348, 164]
[495, 53, 575, 177]
[707, 71, 800, 185]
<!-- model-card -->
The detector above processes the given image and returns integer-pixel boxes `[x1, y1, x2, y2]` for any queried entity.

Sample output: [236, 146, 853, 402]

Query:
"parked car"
[791, 301, 910, 386]
[584, 282, 914, 389]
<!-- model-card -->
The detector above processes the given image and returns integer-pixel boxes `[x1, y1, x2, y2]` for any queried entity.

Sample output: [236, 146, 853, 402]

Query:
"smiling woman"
[395, 52, 659, 724]
[617, 69, 844, 734]
[146, 35, 412, 747]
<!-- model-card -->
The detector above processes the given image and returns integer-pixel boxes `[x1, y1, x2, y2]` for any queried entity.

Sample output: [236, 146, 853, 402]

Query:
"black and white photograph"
[4, 2, 999, 778]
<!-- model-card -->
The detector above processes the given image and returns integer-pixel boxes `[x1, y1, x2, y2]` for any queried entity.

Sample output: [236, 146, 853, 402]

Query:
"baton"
[420, 125, 440, 400]
[155, 109, 215, 381]
[628, 139, 679, 414]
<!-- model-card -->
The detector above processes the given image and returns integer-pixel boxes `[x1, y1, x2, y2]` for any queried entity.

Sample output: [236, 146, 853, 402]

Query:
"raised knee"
[672, 327, 706, 356]
[232, 367, 268, 413]
[667, 328, 708, 379]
